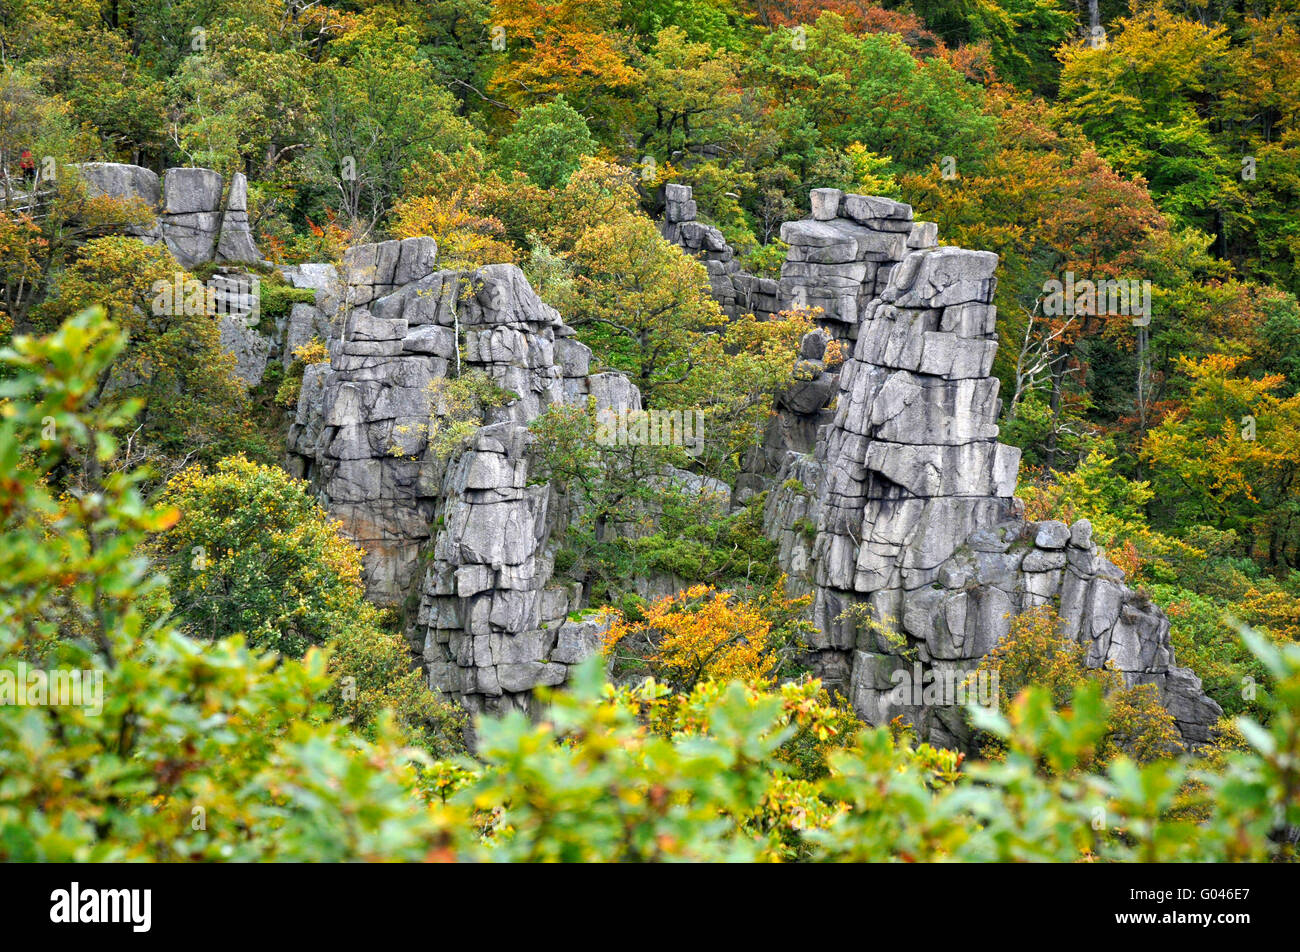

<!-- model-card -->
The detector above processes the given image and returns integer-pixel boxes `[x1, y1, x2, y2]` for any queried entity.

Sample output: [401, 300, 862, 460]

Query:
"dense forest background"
[2, 0, 1300, 861]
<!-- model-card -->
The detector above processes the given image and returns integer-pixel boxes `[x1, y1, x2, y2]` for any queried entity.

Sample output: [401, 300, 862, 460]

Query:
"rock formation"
[779, 187, 938, 337]
[659, 183, 779, 321]
[80, 165, 1223, 746]
[734, 187, 939, 501]
[759, 189, 1222, 746]
[76, 163, 264, 268]
[285, 242, 628, 718]
[76, 163, 284, 386]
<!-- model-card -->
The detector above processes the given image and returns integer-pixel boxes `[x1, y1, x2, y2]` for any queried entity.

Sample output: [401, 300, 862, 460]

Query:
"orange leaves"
[284, 212, 352, 264]
[822, 337, 846, 369]
[1106, 539, 1142, 582]
[604, 584, 778, 688]
[149, 505, 182, 533]
[489, 0, 639, 118]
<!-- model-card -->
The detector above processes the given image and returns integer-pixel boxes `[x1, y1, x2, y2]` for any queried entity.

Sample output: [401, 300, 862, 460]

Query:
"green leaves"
[497, 96, 597, 189]
[0, 311, 446, 861]
[753, 14, 994, 176]
[456, 659, 803, 862]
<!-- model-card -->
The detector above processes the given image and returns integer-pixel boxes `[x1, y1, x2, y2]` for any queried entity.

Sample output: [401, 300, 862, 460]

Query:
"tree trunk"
[1044, 355, 1067, 471]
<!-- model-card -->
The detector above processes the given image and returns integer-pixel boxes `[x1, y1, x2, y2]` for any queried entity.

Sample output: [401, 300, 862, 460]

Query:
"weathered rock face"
[286, 239, 625, 718]
[76, 163, 280, 387]
[872, 515, 1225, 745]
[75, 162, 163, 241]
[281, 262, 346, 361]
[415, 420, 610, 719]
[761, 192, 1222, 746]
[75, 163, 264, 268]
[732, 192, 937, 502]
[659, 184, 780, 321]
[291, 244, 553, 602]
[780, 188, 938, 339]
[80, 162, 1219, 745]
[413, 365, 637, 719]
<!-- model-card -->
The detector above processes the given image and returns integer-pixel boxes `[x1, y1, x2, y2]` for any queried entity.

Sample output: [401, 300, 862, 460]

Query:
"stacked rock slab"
[74, 164, 321, 390]
[412, 370, 638, 718]
[214, 171, 263, 264]
[71, 163, 621, 721]
[289, 244, 580, 603]
[209, 271, 270, 385]
[659, 184, 779, 320]
[795, 238, 1015, 697]
[75, 163, 264, 268]
[763, 192, 1222, 747]
[735, 191, 939, 501]
[286, 240, 626, 718]
[415, 416, 616, 719]
[873, 515, 1225, 745]
[778, 188, 938, 343]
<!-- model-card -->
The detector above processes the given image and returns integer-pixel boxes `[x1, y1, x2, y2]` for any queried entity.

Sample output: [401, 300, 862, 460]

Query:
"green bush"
[0, 311, 449, 860]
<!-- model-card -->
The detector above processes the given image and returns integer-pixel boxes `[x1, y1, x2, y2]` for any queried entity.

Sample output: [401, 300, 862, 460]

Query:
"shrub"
[976, 605, 1182, 765]
[603, 580, 812, 690]
[0, 310, 447, 860]
[496, 95, 598, 189]
[275, 338, 329, 408]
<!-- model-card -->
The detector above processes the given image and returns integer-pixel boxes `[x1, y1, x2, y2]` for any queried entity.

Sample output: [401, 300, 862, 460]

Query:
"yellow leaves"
[1182, 352, 1251, 379]
[1142, 352, 1300, 552]
[1237, 586, 1300, 643]
[822, 337, 846, 369]
[843, 142, 900, 198]
[604, 584, 778, 688]
[291, 339, 329, 366]
[391, 190, 516, 269]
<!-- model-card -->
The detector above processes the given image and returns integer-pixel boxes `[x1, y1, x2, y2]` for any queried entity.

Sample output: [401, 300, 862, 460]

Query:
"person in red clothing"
[19, 148, 36, 186]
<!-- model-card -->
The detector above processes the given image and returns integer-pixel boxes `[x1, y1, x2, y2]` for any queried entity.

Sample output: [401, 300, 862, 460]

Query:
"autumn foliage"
[604, 582, 811, 690]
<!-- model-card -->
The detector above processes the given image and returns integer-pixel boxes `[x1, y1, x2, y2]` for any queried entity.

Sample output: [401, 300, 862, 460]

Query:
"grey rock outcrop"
[286, 238, 627, 718]
[160, 168, 263, 267]
[75, 162, 163, 241]
[72, 163, 264, 267]
[77, 161, 162, 208]
[659, 184, 780, 320]
[76, 161, 1220, 745]
[279, 188, 1221, 746]
[281, 263, 346, 363]
[272, 182, 1222, 745]
[289, 246, 563, 603]
[214, 172, 262, 265]
[761, 193, 1222, 746]
[413, 359, 636, 717]
[415, 420, 610, 717]
[779, 190, 937, 339]
[75, 165, 620, 720]
[734, 193, 937, 501]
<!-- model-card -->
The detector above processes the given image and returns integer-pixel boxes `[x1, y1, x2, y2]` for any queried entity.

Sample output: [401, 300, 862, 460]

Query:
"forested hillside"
[1, 0, 1299, 864]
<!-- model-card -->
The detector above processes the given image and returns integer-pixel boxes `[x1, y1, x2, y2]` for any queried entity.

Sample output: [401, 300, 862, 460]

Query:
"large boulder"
[75, 162, 160, 208]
